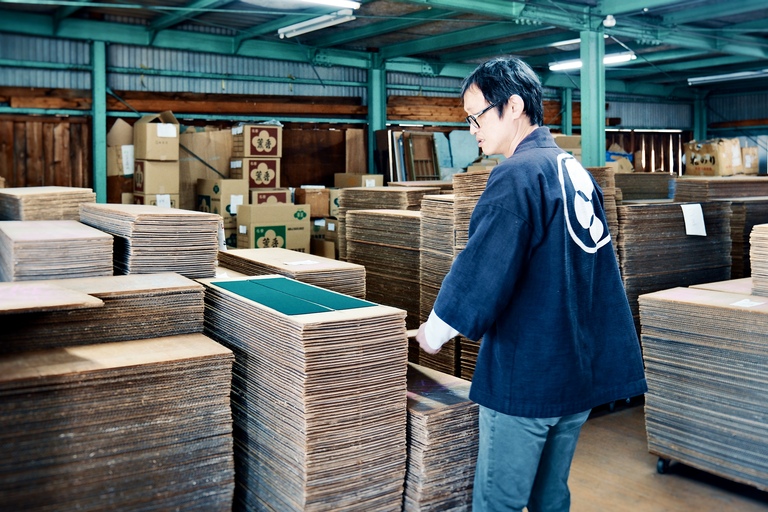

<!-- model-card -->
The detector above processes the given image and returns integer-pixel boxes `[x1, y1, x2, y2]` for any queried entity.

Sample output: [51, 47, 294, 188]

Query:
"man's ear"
[508, 94, 525, 119]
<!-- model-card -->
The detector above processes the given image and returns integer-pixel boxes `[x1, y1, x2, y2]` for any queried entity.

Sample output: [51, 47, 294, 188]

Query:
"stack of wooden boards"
[425, 171, 490, 378]
[337, 186, 439, 260]
[0, 276, 235, 511]
[2, 273, 205, 354]
[0, 220, 113, 282]
[617, 201, 732, 337]
[404, 363, 479, 511]
[79, 203, 220, 278]
[218, 247, 366, 298]
[200, 276, 409, 512]
[345, 209, 422, 329]
[0, 186, 96, 220]
[639, 280, 768, 492]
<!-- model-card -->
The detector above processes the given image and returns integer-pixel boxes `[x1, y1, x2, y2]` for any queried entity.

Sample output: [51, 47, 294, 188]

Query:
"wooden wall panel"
[53, 122, 71, 187]
[0, 116, 89, 189]
[0, 121, 13, 185]
[14, 122, 25, 187]
[26, 121, 44, 187]
[281, 125, 348, 188]
[43, 123, 55, 186]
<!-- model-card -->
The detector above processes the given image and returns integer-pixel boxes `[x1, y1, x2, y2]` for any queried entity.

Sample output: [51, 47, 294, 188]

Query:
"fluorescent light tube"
[278, 9, 356, 39]
[549, 59, 582, 71]
[298, 0, 360, 8]
[603, 52, 636, 65]
[687, 69, 768, 86]
[548, 52, 636, 71]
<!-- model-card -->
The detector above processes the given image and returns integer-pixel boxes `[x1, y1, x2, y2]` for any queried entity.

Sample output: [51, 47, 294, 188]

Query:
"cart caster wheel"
[657, 457, 671, 474]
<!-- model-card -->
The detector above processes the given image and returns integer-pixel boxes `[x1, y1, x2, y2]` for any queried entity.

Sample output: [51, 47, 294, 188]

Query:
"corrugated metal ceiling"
[0, 0, 767, 97]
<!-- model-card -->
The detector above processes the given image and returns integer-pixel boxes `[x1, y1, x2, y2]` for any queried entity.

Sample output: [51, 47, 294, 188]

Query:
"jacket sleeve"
[433, 202, 533, 341]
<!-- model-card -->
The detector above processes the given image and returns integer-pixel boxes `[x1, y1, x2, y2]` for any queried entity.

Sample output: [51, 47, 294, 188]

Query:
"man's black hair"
[460, 57, 544, 126]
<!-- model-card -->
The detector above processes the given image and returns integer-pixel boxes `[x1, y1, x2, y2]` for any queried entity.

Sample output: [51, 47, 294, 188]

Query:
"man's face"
[463, 85, 508, 157]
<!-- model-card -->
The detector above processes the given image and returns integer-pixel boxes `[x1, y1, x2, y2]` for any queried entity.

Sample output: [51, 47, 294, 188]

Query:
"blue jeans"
[472, 405, 591, 512]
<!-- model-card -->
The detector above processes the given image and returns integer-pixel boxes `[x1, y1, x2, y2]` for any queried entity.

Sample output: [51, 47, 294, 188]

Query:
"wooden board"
[3, 272, 205, 354]
[639, 286, 768, 492]
[0, 333, 235, 511]
[200, 275, 408, 512]
[0, 281, 103, 314]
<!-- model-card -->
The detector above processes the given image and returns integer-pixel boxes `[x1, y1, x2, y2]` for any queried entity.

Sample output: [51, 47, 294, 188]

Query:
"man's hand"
[415, 322, 441, 355]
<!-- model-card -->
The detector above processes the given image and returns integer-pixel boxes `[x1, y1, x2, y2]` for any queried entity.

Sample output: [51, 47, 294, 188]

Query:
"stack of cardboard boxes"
[230, 124, 283, 192]
[684, 138, 760, 176]
[229, 125, 311, 253]
[106, 119, 135, 204]
[133, 111, 180, 207]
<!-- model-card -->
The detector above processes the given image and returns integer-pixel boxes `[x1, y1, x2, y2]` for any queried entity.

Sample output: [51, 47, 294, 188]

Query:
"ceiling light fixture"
[298, 0, 360, 9]
[687, 69, 768, 86]
[549, 35, 607, 48]
[548, 51, 636, 71]
[277, 9, 356, 39]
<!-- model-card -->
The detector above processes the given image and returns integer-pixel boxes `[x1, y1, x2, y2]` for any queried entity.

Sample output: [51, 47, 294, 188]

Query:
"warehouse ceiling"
[1, 0, 768, 98]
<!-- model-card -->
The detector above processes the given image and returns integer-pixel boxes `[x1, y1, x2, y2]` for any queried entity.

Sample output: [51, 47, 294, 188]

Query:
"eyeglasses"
[465, 102, 498, 129]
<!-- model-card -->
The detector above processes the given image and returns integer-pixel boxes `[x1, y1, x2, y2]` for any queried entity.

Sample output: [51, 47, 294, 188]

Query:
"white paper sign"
[232, 126, 244, 135]
[327, 223, 336, 232]
[239, 224, 247, 234]
[230, 194, 244, 215]
[680, 203, 707, 236]
[121, 145, 134, 176]
[364, 178, 376, 187]
[230, 160, 242, 169]
[155, 194, 171, 208]
[156, 123, 177, 138]
[730, 299, 764, 308]
[284, 260, 319, 266]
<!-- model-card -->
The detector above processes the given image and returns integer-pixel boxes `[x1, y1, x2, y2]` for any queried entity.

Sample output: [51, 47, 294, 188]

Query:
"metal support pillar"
[367, 55, 387, 174]
[91, 40, 107, 202]
[693, 93, 707, 142]
[580, 29, 605, 167]
[561, 87, 573, 135]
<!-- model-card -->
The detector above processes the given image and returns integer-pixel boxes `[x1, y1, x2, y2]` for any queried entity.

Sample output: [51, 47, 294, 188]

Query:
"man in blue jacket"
[416, 56, 647, 511]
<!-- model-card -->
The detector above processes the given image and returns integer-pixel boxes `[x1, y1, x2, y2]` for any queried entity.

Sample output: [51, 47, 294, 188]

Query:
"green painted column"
[367, 54, 386, 174]
[693, 93, 707, 142]
[561, 87, 573, 135]
[579, 29, 605, 167]
[91, 40, 107, 202]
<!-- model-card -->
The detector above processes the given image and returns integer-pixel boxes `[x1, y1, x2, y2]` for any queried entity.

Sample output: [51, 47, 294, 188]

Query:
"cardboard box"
[134, 193, 179, 208]
[324, 217, 339, 242]
[334, 173, 384, 188]
[196, 178, 248, 228]
[742, 147, 759, 175]
[134, 160, 180, 194]
[179, 127, 233, 211]
[231, 157, 281, 189]
[237, 203, 311, 253]
[134, 111, 180, 161]
[251, 188, 291, 205]
[107, 175, 134, 204]
[329, 188, 341, 218]
[223, 228, 237, 249]
[232, 124, 283, 158]
[107, 118, 134, 146]
[311, 238, 337, 259]
[606, 151, 633, 173]
[553, 134, 581, 149]
[107, 145, 135, 177]
[684, 138, 743, 176]
[295, 187, 330, 218]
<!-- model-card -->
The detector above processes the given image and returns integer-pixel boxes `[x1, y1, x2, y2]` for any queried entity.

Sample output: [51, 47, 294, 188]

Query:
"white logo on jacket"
[557, 152, 611, 253]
